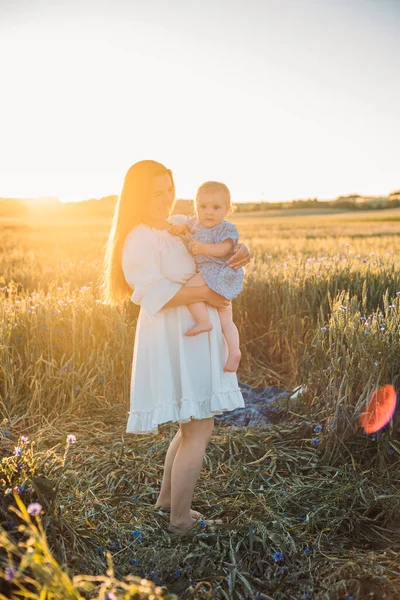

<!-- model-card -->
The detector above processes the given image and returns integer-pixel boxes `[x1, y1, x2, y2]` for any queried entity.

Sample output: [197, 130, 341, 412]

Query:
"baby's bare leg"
[218, 303, 242, 372]
[183, 273, 213, 336]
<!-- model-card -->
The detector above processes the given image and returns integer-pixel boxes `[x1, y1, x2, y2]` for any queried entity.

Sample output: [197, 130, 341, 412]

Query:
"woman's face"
[146, 173, 175, 222]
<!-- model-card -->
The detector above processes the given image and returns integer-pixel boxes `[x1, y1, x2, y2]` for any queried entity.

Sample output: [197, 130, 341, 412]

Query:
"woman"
[101, 160, 251, 535]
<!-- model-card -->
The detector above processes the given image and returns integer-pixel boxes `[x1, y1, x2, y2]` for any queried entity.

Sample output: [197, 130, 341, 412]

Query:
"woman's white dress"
[121, 217, 245, 435]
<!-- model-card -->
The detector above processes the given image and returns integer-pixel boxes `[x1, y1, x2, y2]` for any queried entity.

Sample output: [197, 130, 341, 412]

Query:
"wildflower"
[13, 486, 22, 494]
[65, 365, 70, 370]
[301, 594, 311, 600]
[150, 445, 156, 452]
[98, 377, 104, 383]
[66, 434, 77, 444]
[272, 551, 283, 561]
[15, 336, 22, 341]
[388, 305, 395, 309]
[321, 327, 327, 332]
[340, 306, 347, 311]
[304, 547, 311, 554]
[4, 566, 16, 582]
[397, 292, 400, 296]
[173, 571, 181, 578]
[280, 487, 285, 493]
[360, 316, 366, 321]
[314, 425, 322, 433]
[374, 361, 379, 367]
[27, 502, 42, 515]
[388, 448, 395, 455]
[130, 557, 140, 564]
[20, 436, 29, 444]
[132, 530, 144, 540]
[279, 565, 289, 573]
[14, 446, 23, 456]
[3, 430, 10, 436]
[105, 594, 117, 600]
[198, 520, 206, 527]
[311, 438, 319, 446]
[364, 332, 370, 336]
[74, 387, 80, 393]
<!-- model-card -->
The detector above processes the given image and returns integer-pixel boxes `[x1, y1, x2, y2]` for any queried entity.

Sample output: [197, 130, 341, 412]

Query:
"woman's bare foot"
[185, 322, 213, 336]
[168, 514, 223, 535]
[223, 351, 242, 372]
[154, 504, 204, 520]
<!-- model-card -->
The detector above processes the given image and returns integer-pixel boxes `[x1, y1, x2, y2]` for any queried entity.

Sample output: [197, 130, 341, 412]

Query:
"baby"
[168, 181, 244, 373]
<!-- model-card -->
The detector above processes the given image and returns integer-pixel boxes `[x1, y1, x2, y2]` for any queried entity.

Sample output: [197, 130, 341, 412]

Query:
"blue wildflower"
[130, 557, 140, 564]
[132, 530, 144, 541]
[311, 438, 320, 446]
[272, 551, 283, 561]
[304, 547, 311, 554]
[98, 377, 104, 383]
[14, 446, 23, 456]
[314, 425, 322, 433]
[320, 327, 327, 332]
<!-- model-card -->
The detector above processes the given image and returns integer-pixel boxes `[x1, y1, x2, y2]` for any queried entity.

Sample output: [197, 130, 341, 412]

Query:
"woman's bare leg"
[183, 273, 213, 336]
[168, 417, 220, 533]
[218, 304, 242, 372]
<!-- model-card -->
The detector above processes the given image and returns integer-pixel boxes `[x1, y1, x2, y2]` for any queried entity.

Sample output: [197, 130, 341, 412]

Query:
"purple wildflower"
[27, 502, 42, 516]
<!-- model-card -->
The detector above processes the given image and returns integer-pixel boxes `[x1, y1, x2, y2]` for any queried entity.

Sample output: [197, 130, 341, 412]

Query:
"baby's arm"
[190, 237, 234, 257]
[168, 223, 190, 236]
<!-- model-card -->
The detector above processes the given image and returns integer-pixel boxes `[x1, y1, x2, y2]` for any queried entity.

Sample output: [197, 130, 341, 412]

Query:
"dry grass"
[0, 208, 399, 599]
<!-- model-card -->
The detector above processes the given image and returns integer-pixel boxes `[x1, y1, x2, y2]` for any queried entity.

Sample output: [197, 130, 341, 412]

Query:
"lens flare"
[359, 384, 397, 434]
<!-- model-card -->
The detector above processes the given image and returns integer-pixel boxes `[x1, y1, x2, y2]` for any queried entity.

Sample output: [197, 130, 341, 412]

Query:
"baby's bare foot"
[185, 322, 213, 336]
[223, 351, 242, 372]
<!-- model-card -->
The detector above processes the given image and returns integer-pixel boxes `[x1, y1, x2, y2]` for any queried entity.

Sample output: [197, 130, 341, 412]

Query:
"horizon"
[1, 0, 399, 203]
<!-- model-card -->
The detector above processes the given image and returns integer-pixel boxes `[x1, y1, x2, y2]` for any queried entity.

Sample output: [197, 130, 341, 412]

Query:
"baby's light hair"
[195, 181, 236, 213]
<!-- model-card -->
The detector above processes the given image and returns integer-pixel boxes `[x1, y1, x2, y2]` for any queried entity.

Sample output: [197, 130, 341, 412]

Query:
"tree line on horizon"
[1, 191, 400, 217]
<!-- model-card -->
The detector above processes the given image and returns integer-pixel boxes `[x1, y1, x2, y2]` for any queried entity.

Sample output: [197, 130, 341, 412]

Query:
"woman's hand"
[226, 242, 251, 269]
[205, 288, 231, 309]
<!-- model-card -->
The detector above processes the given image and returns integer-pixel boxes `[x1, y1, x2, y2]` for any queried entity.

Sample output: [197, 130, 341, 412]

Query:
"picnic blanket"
[214, 382, 291, 427]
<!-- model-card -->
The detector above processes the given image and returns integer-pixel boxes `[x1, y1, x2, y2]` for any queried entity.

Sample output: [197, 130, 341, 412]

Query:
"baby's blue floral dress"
[191, 219, 244, 300]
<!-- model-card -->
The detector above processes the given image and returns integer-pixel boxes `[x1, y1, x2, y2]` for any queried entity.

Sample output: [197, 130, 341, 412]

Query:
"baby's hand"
[168, 224, 188, 236]
[190, 239, 206, 256]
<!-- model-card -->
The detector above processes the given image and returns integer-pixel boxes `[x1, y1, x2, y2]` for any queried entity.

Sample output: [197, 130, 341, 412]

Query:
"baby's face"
[195, 191, 229, 229]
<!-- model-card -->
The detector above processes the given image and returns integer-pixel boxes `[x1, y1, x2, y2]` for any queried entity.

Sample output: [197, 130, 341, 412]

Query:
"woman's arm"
[226, 242, 251, 269]
[163, 285, 230, 310]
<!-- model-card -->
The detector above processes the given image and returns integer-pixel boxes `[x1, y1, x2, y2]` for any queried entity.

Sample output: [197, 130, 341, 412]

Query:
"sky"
[0, 0, 399, 203]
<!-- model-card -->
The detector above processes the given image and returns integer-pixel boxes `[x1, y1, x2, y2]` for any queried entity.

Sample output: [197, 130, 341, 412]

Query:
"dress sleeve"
[121, 227, 182, 318]
[167, 213, 193, 226]
[215, 221, 240, 246]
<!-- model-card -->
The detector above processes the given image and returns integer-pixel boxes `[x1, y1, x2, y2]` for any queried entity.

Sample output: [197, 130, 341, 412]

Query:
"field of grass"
[0, 208, 399, 599]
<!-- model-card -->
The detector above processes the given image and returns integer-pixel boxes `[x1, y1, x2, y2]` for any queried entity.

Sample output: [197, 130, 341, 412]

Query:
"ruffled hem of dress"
[126, 389, 245, 434]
